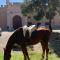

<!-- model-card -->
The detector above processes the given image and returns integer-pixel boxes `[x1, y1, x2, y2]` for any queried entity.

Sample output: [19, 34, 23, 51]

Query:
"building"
[0, 0, 60, 30]
[0, 0, 27, 30]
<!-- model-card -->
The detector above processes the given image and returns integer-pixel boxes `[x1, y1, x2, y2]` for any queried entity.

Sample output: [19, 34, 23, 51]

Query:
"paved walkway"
[52, 30, 60, 33]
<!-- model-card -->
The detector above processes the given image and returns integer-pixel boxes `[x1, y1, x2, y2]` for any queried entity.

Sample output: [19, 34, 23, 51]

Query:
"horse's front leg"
[21, 46, 30, 60]
[41, 42, 45, 60]
[4, 39, 14, 60]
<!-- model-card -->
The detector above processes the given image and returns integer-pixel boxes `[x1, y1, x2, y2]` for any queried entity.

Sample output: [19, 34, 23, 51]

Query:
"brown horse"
[4, 25, 51, 60]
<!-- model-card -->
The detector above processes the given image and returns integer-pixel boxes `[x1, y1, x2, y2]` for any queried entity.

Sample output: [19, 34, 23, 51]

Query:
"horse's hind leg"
[41, 42, 45, 60]
[21, 46, 30, 60]
[45, 42, 49, 60]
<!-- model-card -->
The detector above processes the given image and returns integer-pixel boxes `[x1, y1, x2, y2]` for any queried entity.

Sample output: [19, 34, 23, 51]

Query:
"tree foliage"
[21, 0, 60, 20]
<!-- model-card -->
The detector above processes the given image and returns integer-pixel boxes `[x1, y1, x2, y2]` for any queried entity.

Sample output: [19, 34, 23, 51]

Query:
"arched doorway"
[13, 15, 22, 30]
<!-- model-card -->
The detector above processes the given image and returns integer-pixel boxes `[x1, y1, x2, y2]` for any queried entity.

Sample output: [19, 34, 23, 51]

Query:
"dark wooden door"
[13, 15, 22, 30]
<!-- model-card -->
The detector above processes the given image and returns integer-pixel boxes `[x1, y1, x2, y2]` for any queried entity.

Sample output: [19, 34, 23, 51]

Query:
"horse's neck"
[27, 25, 36, 37]
[23, 25, 36, 37]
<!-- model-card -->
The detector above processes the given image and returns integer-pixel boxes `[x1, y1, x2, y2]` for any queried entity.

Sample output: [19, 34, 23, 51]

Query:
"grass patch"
[0, 52, 4, 60]
[0, 51, 60, 60]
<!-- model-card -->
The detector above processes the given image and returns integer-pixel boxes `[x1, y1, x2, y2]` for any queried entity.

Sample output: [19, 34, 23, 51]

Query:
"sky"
[0, 0, 24, 6]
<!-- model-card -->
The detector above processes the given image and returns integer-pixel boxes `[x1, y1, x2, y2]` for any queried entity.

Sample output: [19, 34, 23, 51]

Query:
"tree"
[22, 0, 49, 19]
[22, 0, 60, 18]
[21, 0, 60, 30]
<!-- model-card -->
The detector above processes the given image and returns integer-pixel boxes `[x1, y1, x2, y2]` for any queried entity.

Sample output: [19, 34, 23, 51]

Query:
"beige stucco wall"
[0, 4, 28, 30]
[6, 4, 27, 30]
[0, 7, 7, 30]
[51, 13, 60, 29]
[53, 14, 60, 25]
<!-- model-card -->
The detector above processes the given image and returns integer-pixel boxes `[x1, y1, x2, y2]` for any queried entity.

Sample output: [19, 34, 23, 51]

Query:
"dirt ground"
[0, 31, 13, 51]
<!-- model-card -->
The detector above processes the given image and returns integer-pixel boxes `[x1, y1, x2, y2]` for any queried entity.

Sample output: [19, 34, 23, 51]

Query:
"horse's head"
[4, 48, 11, 60]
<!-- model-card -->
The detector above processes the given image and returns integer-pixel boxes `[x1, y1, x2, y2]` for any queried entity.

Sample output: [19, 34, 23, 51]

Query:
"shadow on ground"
[49, 32, 60, 57]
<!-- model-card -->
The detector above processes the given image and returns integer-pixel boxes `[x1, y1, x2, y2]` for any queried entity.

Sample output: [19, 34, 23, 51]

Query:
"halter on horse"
[4, 24, 51, 60]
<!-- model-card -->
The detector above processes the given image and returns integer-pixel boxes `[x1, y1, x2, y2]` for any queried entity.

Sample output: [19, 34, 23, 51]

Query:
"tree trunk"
[49, 19, 52, 32]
